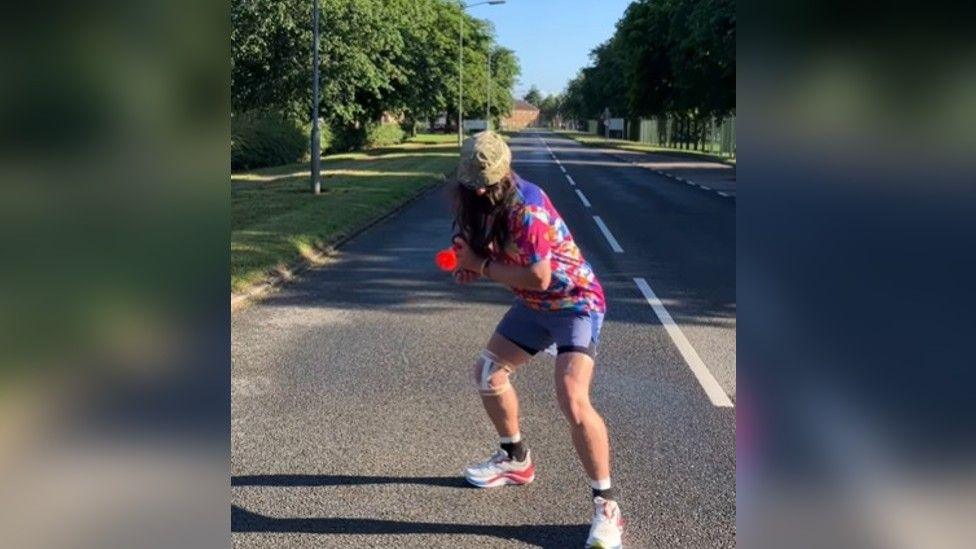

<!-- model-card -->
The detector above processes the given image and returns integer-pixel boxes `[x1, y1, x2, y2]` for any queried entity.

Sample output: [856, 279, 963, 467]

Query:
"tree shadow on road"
[232, 504, 589, 548]
[232, 473, 471, 489]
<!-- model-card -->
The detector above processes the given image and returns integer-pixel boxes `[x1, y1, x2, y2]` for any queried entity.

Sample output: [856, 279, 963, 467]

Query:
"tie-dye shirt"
[494, 175, 606, 313]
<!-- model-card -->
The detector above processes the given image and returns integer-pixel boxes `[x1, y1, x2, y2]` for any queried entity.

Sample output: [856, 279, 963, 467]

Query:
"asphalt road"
[231, 130, 736, 548]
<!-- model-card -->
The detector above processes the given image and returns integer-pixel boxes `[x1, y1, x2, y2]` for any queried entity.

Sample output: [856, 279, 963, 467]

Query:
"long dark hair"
[453, 172, 517, 257]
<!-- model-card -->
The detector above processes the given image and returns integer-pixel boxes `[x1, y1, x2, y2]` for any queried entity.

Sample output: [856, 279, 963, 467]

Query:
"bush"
[328, 121, 404, 152]
[231, 110, 304, 170]
[365, 122, 405, 148]
[329, 124, 367, 153]
[232, 110, 328, 170]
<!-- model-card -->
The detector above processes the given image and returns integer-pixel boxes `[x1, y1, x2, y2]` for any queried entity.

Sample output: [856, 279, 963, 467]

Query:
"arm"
[452, 236, 552, 291]
[484, 258, 551, 291]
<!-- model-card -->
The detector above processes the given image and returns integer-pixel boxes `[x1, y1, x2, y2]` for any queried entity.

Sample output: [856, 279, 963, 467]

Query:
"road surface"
[232, 130, 736, 547]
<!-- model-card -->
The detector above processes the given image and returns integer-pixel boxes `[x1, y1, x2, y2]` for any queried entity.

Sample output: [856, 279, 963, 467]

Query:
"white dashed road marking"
[593, 216, 624, 253]
[575, 189, 591, 208]
[633, 277, 734, 408]
[566, 174, 576, 186]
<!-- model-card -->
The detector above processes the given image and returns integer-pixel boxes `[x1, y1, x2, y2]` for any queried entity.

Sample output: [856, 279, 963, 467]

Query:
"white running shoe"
[585, 496, 624, 548]
[463, 449, 535, 488]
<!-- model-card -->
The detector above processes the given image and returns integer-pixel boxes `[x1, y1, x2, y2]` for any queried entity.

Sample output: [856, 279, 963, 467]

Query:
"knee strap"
[477, 350, 513, 396]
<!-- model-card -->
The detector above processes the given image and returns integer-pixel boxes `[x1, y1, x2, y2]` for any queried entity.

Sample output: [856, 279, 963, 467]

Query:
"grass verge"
[231, 134, 458, 294]
[553, 130, 735, 165]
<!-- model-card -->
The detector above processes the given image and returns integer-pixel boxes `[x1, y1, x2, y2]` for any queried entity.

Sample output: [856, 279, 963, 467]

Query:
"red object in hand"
[435, 247, 458, 271]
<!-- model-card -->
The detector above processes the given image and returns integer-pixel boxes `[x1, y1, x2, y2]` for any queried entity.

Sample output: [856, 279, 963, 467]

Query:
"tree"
[673, 0, 735, 117]
[232, 0, 408, 124]
[582, 34, 630, 117]
[555, 0, 735, 131]
[489, 46, 520, 121]
[616, 0, 675, 117]
[538, 94, 562, 124]
[560, 72, 590, 120]
[386, 0, 460, 132]
[231, 0, 521, 136]
[523, 86, 543, 107]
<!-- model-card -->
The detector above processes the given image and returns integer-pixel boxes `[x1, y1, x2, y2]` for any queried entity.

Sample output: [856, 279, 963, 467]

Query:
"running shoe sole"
[585, 542, 622, 549]
[464, 468, 535, 488]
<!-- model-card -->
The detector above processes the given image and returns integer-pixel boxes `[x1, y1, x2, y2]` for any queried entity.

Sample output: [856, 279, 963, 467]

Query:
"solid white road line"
[633, 277, 734, 408]
[592, 216, 623, 253]
[565, 174, 576, 186]
[575, 189, 592, 208]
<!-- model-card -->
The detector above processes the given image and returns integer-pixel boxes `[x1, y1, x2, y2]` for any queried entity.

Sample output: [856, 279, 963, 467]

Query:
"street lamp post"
[458, 0, 506, 144]
[310, 0, 321, 194]
[486, 47, 492, 129]
[457, 5, 462, 145]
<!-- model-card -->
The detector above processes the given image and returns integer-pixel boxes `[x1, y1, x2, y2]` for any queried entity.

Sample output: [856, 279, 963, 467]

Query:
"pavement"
[583, 144, 736, 199]
[232, 130, 735, 548]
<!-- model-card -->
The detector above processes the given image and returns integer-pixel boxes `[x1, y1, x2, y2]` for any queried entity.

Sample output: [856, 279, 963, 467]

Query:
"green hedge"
[231, 110, 333, 170]
[365, 122, 405, 148]
[231, 110, 303, 170]
[329, 121, 405, 152]
[232, 113, 404, 168]
[330, 124, 366, 152]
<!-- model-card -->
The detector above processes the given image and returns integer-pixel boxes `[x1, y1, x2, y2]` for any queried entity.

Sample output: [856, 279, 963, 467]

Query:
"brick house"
[501, 100, 540, 130]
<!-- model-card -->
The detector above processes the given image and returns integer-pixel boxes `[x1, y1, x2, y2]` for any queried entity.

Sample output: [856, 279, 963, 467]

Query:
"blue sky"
[473, 0, 634, 99]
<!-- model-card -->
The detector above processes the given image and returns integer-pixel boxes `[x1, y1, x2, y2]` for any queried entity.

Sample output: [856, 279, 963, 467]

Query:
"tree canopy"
[559, 0, 734, 122]
[232, 0, 521, 129]
[522, 86, 543, 107]
[537, 93, 562, 122]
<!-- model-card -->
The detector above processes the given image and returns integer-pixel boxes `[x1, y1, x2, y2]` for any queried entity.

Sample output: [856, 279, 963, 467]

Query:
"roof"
[512, 100, 540, 112]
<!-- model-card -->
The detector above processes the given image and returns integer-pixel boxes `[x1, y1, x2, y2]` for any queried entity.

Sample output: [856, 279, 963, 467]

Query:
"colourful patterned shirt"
[494, 175, 606, 313]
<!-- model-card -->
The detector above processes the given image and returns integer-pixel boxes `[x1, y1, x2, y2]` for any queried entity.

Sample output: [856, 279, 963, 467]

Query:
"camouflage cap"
[456, 130, 511, 189]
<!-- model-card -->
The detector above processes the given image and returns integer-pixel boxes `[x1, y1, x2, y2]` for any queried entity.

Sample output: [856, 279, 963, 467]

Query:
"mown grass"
[231, 134, 458, 293]
[403, 133, 457, 144]
[554, 130, 735, 165]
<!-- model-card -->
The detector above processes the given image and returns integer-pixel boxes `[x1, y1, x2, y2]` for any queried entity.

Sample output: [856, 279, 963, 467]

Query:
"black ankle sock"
[500, 440, 527, 461]
[592, 487, 618, 501]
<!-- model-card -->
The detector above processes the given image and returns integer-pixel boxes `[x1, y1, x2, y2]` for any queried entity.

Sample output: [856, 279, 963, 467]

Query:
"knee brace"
[474, 350, 514, 396]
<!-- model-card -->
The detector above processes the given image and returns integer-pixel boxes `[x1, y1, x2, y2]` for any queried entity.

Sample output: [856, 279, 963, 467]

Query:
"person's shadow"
[232, 473, 471, 489]
[231, 474, 589, 548]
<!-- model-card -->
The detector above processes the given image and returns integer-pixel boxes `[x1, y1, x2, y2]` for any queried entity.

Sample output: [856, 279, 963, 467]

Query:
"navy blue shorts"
[496, 302, 605, 358]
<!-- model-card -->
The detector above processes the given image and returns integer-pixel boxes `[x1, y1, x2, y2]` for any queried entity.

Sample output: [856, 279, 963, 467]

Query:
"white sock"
[500, 432, 521, 444]
[590, 477, 612, 491]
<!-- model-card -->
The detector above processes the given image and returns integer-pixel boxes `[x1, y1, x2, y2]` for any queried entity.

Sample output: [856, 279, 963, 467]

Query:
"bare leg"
[474, 332, 532, 438]
[554, 352, 610, 480]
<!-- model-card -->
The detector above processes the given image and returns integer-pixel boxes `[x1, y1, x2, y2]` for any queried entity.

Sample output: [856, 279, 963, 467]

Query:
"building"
[501, 100, 540, 130]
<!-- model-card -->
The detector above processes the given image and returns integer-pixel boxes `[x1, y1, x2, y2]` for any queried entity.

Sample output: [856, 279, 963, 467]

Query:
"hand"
[453, 236, 486, 273]
[453, 268, 480, 285]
